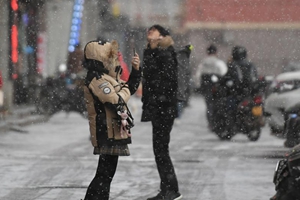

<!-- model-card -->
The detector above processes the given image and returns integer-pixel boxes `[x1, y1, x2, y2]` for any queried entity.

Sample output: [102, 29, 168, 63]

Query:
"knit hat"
[148, 24, 170, 36]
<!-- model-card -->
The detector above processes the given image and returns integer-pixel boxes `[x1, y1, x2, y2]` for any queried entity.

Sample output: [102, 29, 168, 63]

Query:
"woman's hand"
[131, 53, 140, 70]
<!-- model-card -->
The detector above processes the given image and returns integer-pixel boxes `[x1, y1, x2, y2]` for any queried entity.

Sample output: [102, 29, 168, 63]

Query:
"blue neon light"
[68, 0, 84, 52]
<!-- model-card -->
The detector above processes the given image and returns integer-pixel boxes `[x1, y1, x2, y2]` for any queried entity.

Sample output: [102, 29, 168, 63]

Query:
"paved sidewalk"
[0, 105, 48, 133]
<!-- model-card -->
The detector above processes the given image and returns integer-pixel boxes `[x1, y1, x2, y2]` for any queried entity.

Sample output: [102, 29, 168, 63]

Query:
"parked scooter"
[283, 103, 300, 148]
[270, 144, 300, 200]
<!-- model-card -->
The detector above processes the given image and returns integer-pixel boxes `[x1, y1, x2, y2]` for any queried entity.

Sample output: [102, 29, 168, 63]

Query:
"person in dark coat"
[231, 45, 258, 99]
[141, 24, 182, 200]
[219, 45, 258, 133]
[82, 39, 141, 200]
[221, 45, 258, 101]
[176, 44, 193, 121]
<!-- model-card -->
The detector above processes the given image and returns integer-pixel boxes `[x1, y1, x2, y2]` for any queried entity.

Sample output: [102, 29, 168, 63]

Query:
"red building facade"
[186, 0, 300, 24]
[184, 0, 300, 75]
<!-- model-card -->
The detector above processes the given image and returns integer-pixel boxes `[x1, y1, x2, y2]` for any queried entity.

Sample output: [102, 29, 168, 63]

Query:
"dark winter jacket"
[220, 59, 258, 99]
[232, 59, 258, 97]
[141, 36, 178, 121]
[83, 41, 141, 156]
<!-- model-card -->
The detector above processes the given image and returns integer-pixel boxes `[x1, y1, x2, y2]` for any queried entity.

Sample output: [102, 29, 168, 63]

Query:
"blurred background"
[1, 0, 300, 110]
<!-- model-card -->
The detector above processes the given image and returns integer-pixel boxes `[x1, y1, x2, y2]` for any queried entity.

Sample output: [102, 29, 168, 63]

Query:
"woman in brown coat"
[83, 40, 141, 200]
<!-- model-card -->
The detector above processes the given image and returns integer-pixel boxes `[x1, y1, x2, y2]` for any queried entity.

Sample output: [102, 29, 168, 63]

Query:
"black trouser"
[84, 154, 119, 200]
[151, 117, 179, 193]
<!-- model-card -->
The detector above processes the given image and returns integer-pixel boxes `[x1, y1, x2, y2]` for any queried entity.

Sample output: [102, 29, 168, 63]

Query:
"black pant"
[84, 154, 119, 200]
[152, 117, 179, 193]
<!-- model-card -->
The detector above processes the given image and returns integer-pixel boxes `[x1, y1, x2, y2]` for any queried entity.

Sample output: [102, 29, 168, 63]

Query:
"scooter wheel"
[247, 128, 261, 141]
[217, 131, 233, 140]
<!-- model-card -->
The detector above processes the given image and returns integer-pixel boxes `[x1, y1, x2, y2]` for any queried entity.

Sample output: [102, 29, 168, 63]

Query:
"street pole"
[24, 0, 45, 104]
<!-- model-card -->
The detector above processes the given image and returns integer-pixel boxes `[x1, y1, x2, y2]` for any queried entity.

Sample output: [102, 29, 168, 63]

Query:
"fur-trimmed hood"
[158, 35, 174, 49]
[147, 35, 174, 50]
[84, 40, 121, 79]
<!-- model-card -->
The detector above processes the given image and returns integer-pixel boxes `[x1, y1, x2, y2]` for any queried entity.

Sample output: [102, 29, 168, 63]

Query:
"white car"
[264, 71, 300, 136]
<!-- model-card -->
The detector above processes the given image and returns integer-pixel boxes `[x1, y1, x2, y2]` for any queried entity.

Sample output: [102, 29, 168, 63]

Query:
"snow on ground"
[0, 95, 290, 200]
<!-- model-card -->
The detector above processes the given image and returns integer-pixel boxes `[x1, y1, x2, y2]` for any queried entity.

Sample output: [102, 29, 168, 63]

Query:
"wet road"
[0, 95, 288, 200]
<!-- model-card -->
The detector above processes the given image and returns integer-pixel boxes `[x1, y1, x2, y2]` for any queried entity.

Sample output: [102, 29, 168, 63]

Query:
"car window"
[279, 81, 294, 92]
[277, 80, 300, 94]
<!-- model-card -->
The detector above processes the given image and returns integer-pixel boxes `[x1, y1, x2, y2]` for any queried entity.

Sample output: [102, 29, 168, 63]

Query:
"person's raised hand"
[131, 53, 140, 70]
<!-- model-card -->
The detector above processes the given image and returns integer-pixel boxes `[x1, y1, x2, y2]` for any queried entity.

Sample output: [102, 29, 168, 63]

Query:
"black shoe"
[164, 191, 182, 200]
[147, 190, 165, 200]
